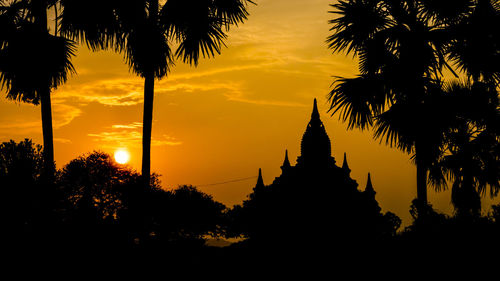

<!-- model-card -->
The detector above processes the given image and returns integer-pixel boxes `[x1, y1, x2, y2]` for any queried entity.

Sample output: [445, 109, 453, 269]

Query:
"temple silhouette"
[256, 98, 375, 198]
[229, 99, 399, 243]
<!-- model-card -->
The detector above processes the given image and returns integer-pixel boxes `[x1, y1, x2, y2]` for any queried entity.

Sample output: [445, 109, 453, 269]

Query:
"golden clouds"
[54, 78, 144, 106]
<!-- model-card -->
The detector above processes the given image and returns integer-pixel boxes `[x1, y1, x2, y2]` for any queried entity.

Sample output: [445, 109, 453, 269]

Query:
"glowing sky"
[1, 0, 497, 225]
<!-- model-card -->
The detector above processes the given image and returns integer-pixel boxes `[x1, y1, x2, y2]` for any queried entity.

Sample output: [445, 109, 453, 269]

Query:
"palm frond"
[327, 0, 391, 55]
[59, 0, 124, 51]
[446, 0, 500, 84]
[161, 0, 227, 65]
[212, 0, 254, 30]
[0, 22, 76, 104]
[427, 160, 448, 191]
[124, 22, 173, 78]
[328, 74, 389, 130]
[373, 103, 415, 154]
[420, 0, 474, 24]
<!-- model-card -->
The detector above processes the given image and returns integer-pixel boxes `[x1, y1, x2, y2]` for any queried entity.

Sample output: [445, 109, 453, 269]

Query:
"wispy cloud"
[223, 91, 308, 107]
[88, 122, 182, 148]
[112, 122, 143, 129]
[54, 78, 144, 106]
[54, 137, 72, 144]
[0, 101, 82, 138]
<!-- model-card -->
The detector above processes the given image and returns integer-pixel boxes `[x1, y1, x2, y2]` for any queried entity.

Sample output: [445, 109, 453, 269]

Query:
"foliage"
[59, 151, 137, 221]
[58, 151, 227, 246]
[0, 0, 76, 103]
[327, 0, 500, 209]
[0, 138, 43, 183]
[0, 139, 61, 242]
[427, 81, 500, 216]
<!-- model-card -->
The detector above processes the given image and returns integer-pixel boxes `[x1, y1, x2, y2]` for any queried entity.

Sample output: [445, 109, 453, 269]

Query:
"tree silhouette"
[427, 81, 500, 218]
[0, 0, 76, 179]
[446, 0, 500, 84]
[0, 138, 64, 248]
[58, 151, 227, 248]
[60, 0, 254, 184]
[326, 0, 496, 208]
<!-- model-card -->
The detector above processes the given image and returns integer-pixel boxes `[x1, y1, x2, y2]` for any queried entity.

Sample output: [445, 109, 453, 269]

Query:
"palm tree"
[326, 0, 467, 205]
[60, 0, 253, 184]
[446, 0, 500, 85]
[428, 80, 500, 218]
[0, 0, 76, 179]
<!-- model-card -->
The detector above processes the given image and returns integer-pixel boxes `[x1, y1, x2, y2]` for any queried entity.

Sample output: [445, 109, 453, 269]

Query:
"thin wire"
[196, 176, 258, 187]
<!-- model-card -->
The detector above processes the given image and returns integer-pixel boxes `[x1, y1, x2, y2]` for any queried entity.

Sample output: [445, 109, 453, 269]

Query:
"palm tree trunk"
[141, 72, 154, 184]
[141, 0, 159, 185]
[34, 0, 55, 180]
[40, 86, 55, 178]
[415, 141, 428, 205]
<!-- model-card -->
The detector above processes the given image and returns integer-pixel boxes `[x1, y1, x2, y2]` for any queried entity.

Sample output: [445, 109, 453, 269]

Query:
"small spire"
[256, 168, 264, 188]
[342, 152, 350, 173]
[283, 150, 291, 168]
[311, 98, 320, 120]
[365, 173, 376, 197]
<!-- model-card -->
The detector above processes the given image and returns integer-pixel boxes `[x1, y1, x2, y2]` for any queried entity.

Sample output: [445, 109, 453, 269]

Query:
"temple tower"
[255, 168, 264, 188]
[296, 99, 335, 168]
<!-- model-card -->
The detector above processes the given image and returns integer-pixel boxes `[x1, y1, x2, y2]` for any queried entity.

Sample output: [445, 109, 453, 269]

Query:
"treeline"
[0, 139, 228, 252]
[2, 139, 500, 248]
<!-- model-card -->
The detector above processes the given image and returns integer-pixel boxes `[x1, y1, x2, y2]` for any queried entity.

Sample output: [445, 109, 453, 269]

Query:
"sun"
[114, 149, 130, 164]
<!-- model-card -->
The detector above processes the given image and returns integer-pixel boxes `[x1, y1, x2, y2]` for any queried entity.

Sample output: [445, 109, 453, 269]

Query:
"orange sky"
[1, 0, 498, 225]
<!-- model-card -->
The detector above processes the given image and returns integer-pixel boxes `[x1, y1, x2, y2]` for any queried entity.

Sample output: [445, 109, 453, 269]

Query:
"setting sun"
[114, 149, 130, 164]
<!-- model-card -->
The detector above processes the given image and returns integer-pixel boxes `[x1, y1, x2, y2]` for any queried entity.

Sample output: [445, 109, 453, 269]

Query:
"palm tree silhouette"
[0, 0, 76, 178]
[60, 0, 253, 184]
[326, 0, 462, 206]
[447, 0, 500, 85]
[428, 80, 500, 218]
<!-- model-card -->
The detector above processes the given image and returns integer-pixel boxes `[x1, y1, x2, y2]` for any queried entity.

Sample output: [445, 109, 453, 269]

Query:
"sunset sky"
[1, 0, 497, 225]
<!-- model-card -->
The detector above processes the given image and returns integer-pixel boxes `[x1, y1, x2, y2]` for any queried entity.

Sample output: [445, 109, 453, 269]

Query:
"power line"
[196, 176, 258, 187]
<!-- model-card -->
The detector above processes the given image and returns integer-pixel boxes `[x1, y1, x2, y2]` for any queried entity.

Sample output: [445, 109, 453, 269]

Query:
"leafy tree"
[59, 151, 134, 223]
[0, 139, 60, 244]
[59, 151, 227, 247]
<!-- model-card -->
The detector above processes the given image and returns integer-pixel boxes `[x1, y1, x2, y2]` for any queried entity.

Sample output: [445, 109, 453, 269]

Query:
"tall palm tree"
[326, 0, 466, 205]
[60, 0, 253, 184]
[0, 0, 76, 179]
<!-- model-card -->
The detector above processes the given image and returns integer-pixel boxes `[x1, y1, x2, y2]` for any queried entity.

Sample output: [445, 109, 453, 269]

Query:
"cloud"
[112, 122, 143, 129]
[54, 78, 144, 106]
[52, 102, 83, 128]
[54, 138, 72, 144]
[165, 63, 277, 82]
[223, 91, 308, 107]
[88, 122, 182, 148]
[0, 101, 82, 138]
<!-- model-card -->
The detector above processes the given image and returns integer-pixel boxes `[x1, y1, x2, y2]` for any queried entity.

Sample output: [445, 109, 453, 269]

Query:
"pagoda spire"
[280, 150, 291, 173]
[365, 173, 376, 197]
[256, 168, 264, 188]
[311, 98, 320, 120]
[283, 150, 291, 167]
[342, 152, 351, 174]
